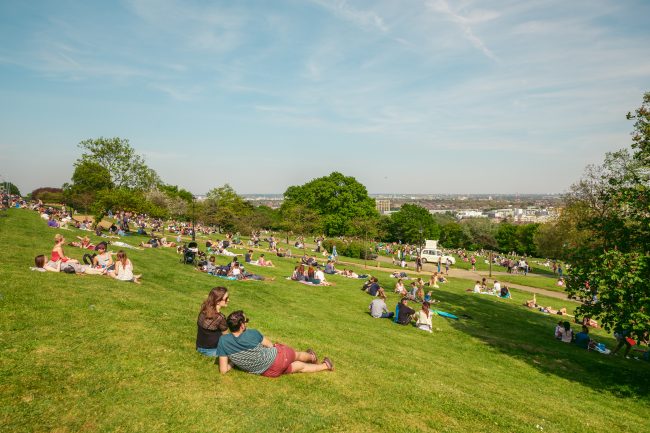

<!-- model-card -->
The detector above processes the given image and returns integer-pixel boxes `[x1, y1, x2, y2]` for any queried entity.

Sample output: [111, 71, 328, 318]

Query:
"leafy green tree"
[462, 218, 498, 250]
[387, 204, 439, 244]
[282, 172, 378, 236]
[63, 161, 113, 212]
[439, 222, 471, 248]
[565, 92, 650, 335]
[202, 184, 254, 232]
[1, 182, 21, 195]
[495, 222, 519, 252]
[78, 137, 160, 190]
[516, 224, 539, 256]
[280, 204, 323, 238]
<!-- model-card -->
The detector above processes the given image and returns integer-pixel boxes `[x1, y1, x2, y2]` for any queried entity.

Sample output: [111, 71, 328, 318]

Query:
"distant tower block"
[375, 199, 391, 214]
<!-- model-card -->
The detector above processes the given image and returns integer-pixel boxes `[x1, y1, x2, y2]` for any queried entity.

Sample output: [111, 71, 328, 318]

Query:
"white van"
[420, 249, 456, 265]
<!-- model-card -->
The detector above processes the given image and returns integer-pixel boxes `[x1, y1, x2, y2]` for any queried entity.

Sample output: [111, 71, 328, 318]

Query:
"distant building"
[375, 199, 391, 214]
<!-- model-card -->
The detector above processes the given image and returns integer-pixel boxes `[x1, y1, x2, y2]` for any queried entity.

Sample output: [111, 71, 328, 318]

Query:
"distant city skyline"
[1, 1, 649, 195]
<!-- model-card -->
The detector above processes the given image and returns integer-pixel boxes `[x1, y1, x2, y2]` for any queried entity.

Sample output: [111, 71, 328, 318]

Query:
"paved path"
[335, 256, 570, 301]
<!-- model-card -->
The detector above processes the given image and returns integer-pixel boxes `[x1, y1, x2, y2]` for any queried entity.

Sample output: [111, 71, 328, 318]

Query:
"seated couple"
[362, 277, 385, 297]
[140, 237, 175, 248]
[394, 297, 435, 332]
[245, 250, 274, 266]
[554, 321, 599, 351]
[217, 310, 334, 377]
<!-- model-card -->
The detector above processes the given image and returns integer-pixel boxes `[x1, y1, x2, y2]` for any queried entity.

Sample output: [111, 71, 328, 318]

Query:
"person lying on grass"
[69, 236, 95, 250]
[108, 250, 141, 284]
[33, 254, 105, 275]
[196, 287, 230, 357]
[217, 310, 334, 377]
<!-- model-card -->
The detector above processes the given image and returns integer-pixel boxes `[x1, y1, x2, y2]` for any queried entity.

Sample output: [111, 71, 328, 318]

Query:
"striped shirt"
[216, 329, 277, 374]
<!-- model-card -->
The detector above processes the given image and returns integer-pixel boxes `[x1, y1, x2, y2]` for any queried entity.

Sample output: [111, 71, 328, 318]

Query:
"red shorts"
[261, 344, 296, 377]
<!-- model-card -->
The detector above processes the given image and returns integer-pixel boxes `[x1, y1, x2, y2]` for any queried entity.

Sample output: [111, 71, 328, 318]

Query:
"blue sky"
[1, 0, 649, 195]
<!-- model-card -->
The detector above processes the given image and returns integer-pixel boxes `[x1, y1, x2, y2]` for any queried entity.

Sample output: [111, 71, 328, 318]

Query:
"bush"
[323, 239, 372, 259]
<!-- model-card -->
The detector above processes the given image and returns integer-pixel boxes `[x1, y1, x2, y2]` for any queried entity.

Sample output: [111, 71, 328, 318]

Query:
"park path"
[335, 255, 570, 301]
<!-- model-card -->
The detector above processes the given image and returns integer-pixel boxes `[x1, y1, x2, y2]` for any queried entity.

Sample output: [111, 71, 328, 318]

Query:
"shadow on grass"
[434, 290, 650, 400]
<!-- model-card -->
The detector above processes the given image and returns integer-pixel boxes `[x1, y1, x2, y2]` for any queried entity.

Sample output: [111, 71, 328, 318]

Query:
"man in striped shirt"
[217, 310, 334, 377]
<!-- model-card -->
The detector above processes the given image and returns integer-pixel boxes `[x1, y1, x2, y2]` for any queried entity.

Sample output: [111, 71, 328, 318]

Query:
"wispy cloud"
[310, 0, 388, 32]
[427, 0, 499, 60]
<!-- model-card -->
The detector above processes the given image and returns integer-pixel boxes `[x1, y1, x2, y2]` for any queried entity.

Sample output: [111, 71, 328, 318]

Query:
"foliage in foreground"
[564, 92, 650, 336]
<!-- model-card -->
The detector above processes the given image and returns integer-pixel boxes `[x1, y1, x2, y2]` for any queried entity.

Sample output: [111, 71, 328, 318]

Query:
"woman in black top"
[196, 287, 230, 357]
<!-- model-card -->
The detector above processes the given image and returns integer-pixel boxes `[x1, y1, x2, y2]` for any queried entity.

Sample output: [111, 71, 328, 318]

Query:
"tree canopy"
[282, 172, 378, 236]
[565, 92, 650, 336]
[387, 204, 440, 244]
[78, 137, 160, 190]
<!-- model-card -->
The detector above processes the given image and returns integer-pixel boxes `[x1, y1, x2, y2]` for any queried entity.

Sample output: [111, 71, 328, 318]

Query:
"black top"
[195, 311, 227, 349]
[397, 304, 415, 325]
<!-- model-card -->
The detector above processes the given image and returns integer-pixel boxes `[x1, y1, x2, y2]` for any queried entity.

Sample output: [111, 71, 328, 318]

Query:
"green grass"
[491, 274, 565, 292]
[1, 209, 648, 433]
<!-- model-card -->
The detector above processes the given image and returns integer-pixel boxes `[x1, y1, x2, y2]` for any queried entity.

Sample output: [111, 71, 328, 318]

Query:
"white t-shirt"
[314, 269, 325, 281]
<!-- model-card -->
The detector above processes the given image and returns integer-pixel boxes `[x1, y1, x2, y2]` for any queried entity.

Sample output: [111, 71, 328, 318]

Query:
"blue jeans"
[196, 347, 218, 357]
[380, 312, 394, 319]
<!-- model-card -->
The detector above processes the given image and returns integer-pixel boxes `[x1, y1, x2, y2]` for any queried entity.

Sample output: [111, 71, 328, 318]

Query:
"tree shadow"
[433, 289, 649, 399]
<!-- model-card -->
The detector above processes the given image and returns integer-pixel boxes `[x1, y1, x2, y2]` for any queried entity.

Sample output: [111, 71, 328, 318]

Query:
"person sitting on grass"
[574, 325, 596, 350]
[473, 280, 482, 293]
[324, 260, 337, 275]
[394, 278, 407, 296]
[51, 234, 79, 265]
[555, 320, 564, 340]
[217, 310, 334, 376]
[257, 254, 274, 267]
[196, 287, 230, 357]
[558, 321, 573, 343]
[369, 294, 394, 319]
[108, 250, 141, 283]
[414, 301, 434, 333]
[363, 277, 385, 297]
[92, 242, 114, 271]
[428, 273, 440, 288]
[291, 265, 307, 281]
[499, 285, 511, 299]
[395, 297, 415, 326]
[312, 266, 331, 286]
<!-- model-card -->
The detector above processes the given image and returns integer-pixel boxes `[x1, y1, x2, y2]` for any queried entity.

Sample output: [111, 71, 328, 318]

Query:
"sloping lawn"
[1, 209, 648, 433]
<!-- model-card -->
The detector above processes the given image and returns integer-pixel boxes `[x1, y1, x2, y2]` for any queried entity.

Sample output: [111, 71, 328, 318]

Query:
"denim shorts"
[196, 347, 218, 357]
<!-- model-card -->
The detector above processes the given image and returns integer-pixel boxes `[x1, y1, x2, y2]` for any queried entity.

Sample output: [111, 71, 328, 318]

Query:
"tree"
[386, 204, 439, 244]
[202, 184, 254, 232]
[495, 222, 519, 253]
[439, 222, 471, 248]
[565, 92, 650, 336]
[31, 187, 64, 203]
[63, 161, 113, 212]
[1, 182, 20, 195]
[282, 172, 378, 236]
[462, 218, 498, 250]
[77, 137, 160, 190]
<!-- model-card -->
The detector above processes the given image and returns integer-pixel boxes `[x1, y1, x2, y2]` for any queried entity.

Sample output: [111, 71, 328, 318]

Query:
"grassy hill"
[0, 209, 648, 433]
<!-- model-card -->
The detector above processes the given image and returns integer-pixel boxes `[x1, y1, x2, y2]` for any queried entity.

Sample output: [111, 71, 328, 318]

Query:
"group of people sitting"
[33, 234, 141, 283]
[470, 279, 511, 298]
[199, 256, 272, 281]
[369, 295, 439, 333]
[195, 286, 334, 376]
[290, 264, 331, 285]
